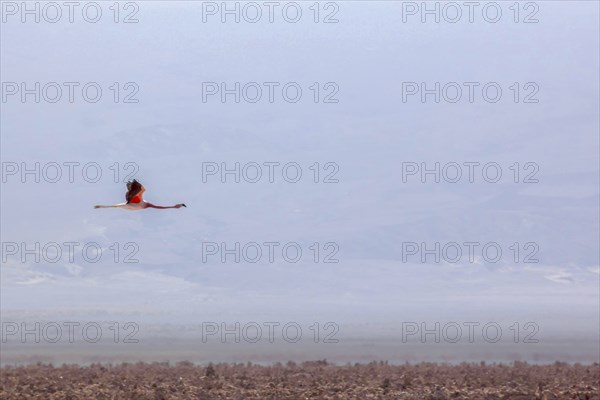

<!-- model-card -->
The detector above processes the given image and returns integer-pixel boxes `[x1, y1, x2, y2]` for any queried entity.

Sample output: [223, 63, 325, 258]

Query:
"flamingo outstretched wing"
[126, 179, 145, 204]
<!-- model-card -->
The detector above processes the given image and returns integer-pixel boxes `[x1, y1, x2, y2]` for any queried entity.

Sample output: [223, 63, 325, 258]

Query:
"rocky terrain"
[1, 360, 598, 399]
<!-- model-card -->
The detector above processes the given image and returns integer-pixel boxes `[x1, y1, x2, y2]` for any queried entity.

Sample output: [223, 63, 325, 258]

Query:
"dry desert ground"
[1, 360, 599, 399]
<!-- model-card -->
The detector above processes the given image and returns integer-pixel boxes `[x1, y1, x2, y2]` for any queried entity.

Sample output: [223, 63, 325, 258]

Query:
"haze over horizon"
[1, 1, 598, 364]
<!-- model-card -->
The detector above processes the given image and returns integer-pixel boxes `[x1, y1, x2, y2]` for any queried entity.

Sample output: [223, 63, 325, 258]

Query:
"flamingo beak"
[182, 204, 187, 207]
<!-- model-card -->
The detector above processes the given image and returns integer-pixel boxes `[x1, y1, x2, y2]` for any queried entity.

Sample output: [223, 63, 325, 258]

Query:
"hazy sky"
[1, 1, 598, 356]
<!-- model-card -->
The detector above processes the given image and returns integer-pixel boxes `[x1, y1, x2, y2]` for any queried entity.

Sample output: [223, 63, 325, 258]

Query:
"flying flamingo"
[94, 179, 186, 210]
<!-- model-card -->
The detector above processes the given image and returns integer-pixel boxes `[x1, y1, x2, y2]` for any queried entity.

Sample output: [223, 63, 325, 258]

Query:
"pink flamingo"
[94, 179, 186, 210]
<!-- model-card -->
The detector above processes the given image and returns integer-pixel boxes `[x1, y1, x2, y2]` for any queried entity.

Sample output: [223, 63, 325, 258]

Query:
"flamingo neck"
[144, 202, 177, 209]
